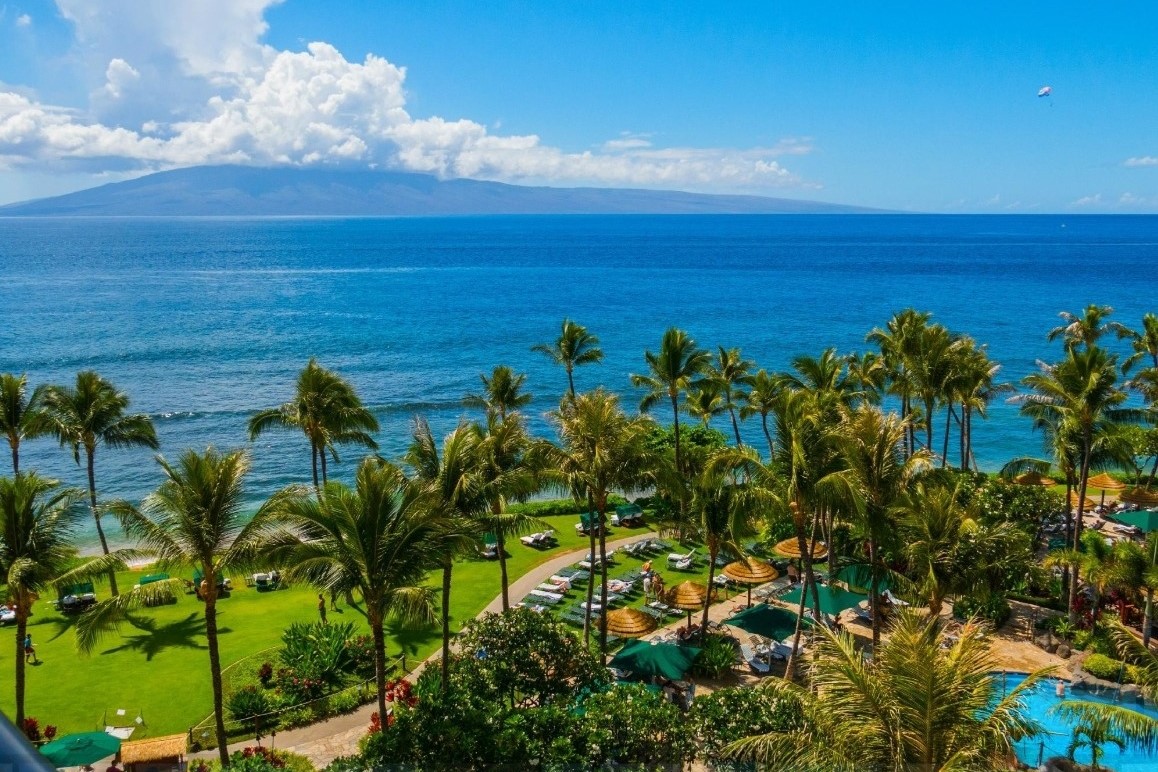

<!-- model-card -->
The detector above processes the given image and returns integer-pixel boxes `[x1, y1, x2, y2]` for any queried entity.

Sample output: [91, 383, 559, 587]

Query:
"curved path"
[193, 532, 660, 767]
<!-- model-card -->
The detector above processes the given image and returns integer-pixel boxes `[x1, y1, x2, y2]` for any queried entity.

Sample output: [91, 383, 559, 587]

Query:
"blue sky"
[1, 1, 1156, 210]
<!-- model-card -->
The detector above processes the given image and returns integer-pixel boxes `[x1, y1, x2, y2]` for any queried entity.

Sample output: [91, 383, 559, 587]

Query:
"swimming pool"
[1000, 672, 1158, 771]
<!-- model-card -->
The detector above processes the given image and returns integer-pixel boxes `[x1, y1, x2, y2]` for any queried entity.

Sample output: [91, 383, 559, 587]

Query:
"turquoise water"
[1003, 672, 1158, 770]
[1, 214, 1156, 547]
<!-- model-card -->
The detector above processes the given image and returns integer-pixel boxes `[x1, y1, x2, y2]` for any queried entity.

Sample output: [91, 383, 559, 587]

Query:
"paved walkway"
[193, 531, 659, 768]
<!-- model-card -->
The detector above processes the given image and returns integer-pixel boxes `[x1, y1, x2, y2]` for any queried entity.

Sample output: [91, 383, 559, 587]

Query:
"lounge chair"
[668, 548, 696, 564]
[537, 582, 569, 594]
[528, 589, 564, 604]
[548, 575, 574, 590]
[672, 556, 695, 571]
[739, 643, 772, 674]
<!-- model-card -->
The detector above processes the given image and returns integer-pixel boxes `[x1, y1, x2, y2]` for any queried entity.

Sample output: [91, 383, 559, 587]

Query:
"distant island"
[0, 165, 876, 217]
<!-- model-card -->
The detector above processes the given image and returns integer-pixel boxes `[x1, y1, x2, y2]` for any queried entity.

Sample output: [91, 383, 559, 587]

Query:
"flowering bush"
[22, 718, 41, 742]
[43, 725, 57, 740]
[275, 667, 326, 703]
[384, 678, 416, 707]
[257, 661, 274, 688]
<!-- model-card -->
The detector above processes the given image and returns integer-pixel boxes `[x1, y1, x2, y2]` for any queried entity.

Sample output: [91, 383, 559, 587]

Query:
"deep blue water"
[1, 214, 1156, 548]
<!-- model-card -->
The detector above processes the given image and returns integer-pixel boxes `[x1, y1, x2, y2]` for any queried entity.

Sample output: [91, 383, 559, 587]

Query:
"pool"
[1000, 672, 1158, 771]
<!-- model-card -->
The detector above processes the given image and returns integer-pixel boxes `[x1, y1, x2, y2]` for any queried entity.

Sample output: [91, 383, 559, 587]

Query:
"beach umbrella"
[665, 581, 708, 628]
[722, 558, 779, 607]
[40, 732, 122, 767]
[1067, 492, 1097, 511]
[1120, 488, 1158, 507]
[726, 603, 804, 641]
[773, 538, 828, 561]
[1087, 473, 1126, 505]
[1014, 471, 1055, 486]
[1113, 509, 1158, 533]
[608, 640, 701, 682]
[604, 607, 658, 638]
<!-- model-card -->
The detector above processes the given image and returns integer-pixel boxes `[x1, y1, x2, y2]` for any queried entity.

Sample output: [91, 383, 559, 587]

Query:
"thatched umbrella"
[603, 607, 658, 639]
[1087, 473, 1126, 506]
[1015, 471, 1056, 486]
[666, 581, 708, 628]
[1120, 487, 1158, 507]
[773, 538, 828, 560]
[722, 558, 779, 608]
[1067, 492, 1097, 511]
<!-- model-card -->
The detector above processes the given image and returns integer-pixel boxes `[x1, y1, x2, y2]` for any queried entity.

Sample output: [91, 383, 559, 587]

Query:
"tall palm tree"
[77, 448, 288, 766]
[908, 323, 959, 456]
[42, 371, 158, 596]
[706, 346, 752, 446]
[404, 418, 486, 690]
[896, 483, 974, 616]
[1019, 346, 1142, 620]
[0, 473, 85, 728]
[248, 359, 379, 492]
[685, 382, 727, 428]
[727, 611, 1050, 771]
[739, 369, 781, 458]
[531, 319, 604, 399]
[1045, 530, 1122, 624]
[471, 414, 546, 611]
[277, 457, 446, 726]
[867, 309, 932, 457]
[0, 373, 49, 474]
[1122, 312, 1158, 374]
[822, 405, 931, 648]
[1047, 304, 1131, 353]
[845, 350, 886, 405]
[544, 389, 653, 655]
[1110, 533, 1158, 648]
[631, 327, 710, 473]
[464, 365, 533, 422]
[947, 338, 1009, 471]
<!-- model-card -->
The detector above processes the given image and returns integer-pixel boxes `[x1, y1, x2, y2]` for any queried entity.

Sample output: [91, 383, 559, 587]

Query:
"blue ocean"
[2, 214, 1156, 548]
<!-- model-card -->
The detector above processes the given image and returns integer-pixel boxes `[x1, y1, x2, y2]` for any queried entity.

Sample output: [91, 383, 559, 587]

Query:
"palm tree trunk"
[584, 523, 596, 646]
[1068, 453, 1094, 624]
[761, 414, 774, 459]
[702, 539, 717, 637]
[1062, 478, 1073, 598]
[804, 512, 822, 623]
[942, 405, 953, 468]
[440, 561, 452, 693]
[728, 407, 743, 447]
[670, 393, 682, 472]
[1144, 587, 1154, 649]
[869, 538, 881, 650]
[320, 448, 328, 486]
[958, 403, 967, 470]
[87, 446, 118, 596]
[786, 574, 809, 682]
[204, 589, 230, 766]
[597, 502, 610, 661]
[14, 602, 27, 728]
[497, 528, 510, 612]
[370, 608, 389, 730]
[10, 441, 18, 475]
[925, 397, 935, 453]
[310, 443, 320, 494]
[566, 367, 576, 399]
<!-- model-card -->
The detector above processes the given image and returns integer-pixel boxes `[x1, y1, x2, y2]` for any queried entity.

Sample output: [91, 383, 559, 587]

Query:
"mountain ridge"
[0, 165, 878, 216]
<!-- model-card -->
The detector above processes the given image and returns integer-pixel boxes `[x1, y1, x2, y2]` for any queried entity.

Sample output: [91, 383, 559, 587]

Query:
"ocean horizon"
[2, 213, 1156, 550]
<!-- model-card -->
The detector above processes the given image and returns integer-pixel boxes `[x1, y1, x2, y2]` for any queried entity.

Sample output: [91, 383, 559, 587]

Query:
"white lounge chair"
[668, 548, 696, 564]
[739, 643, 771, 674]
[528, 589, 564, 604]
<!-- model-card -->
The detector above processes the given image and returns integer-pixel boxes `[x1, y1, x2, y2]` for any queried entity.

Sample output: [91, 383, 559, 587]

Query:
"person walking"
[317, 594, 327, 624]
[24, 632, 37, 663]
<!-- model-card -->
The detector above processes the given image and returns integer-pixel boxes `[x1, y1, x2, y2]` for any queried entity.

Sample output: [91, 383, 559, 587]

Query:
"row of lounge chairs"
[519, 529, 558, 548]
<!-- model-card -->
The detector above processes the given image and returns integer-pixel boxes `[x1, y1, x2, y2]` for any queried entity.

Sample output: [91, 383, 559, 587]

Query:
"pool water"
[1001, 672, 1158, 771]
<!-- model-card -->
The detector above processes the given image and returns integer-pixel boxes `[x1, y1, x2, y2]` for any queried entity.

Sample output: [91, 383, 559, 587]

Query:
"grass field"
[2, 512, 654, 737]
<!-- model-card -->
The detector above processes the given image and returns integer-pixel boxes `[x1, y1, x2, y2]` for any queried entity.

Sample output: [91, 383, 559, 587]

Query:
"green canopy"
[781, 584, 865, 616]
[139, 572, 169, 585]
[608, 640, 701, 682]
[726, 604, 803, 641]
[57, 581, 95, 599]
[615, 503, 643, 517]
[580, 512, 602, 527]
[40, 732, 121, 767]
[1113, 510, 1158, 533]
[832, 565, 893, 593]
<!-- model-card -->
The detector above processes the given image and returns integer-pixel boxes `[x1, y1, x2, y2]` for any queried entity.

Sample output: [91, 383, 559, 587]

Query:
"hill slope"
[0, 166, 874, 216]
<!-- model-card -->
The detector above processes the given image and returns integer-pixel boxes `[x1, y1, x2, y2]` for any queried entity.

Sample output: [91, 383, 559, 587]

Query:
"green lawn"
[2, 512, 654, 738]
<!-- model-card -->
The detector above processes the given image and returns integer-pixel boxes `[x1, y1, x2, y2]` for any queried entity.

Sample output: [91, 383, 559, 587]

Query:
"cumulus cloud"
[16, 13, 31, 28]
[0, 1, 813, 190]
[1125, 156, 1158, 167]
[1070, 193, 1103, 208]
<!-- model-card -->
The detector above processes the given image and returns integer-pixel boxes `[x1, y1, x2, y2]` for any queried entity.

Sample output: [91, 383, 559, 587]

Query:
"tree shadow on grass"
[383, 618, 439, 662]
[44, 614, 79, 643]
[98, 612, 216, 661]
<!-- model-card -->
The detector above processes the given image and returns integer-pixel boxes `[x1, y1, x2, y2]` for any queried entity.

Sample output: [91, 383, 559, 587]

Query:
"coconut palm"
[464, 365, 533, 422]
[908, 323, 959, 456]
[404, 418, 486, 690]
[685, 382, 727, 429]
[0, 373, 49, 474]
[1123, 313, 1158, 374]
[76, 448, 288, 766]
[544, 389, 653, 654]
[946, 338, 1009, 471]
[1116, 532, 1158, 648]
[1045, 530, 1123, 623]
[1048, 304, 1132, 353]
[0, 473, 85, 728]
[531, 319, 604, 399]
[706, 346, 752, 446]
[896, 482, 975, 616]
[42, 371, 158, 595]
[1066, 713, 1126, 771]
[845, 350, 886, 405]
[739, 369, 781, 458]
[278, 457, 447, 724]
[726, 611, 1050, 771]
[867, 309, 932, 457]
[783, 348, 861, 405]
[248, 359, 379, 492]
[630, 327, 710, 473]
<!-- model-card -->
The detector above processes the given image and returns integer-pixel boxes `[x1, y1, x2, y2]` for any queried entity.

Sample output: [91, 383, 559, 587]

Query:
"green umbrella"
[608, 640, 701, 682]
[726, 603, 805, 641]
[40, 732, 121, 767]
[1113, 509, 1158, 533]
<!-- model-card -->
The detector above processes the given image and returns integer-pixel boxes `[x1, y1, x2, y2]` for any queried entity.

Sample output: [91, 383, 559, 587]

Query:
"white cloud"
[1070, 193, 1103, 208]
[1125, 156, 1158, 167]
[16, 13, 31, 28]
[0, 0, 813, 191]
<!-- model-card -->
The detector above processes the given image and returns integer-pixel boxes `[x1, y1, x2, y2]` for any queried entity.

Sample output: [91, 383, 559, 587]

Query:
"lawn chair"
[528, 589, 564, 604]
[667, 548, 696, 565]
[739, 643, 771, 674]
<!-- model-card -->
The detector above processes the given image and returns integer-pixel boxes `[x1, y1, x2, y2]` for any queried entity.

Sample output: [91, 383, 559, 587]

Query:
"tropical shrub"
[327, 689, 363, 715]
[21, 718, 41, 743]
[192, 747, 313, 772]
[343, 635, 375, 679]
[274, 668, 326, 703]
[227, 685, 272, 725]
[1083, 653, 1133, 683]
[954, 593, 1012, 627]
[276, 707, 314, 731]
[279, 621, 357, 686]
[579, 683, 692, 768]
[508, 495, 627, 517]
[693, 633, 738, 678]
[689, 686, 804, 768]
[257, 661, 274, 687]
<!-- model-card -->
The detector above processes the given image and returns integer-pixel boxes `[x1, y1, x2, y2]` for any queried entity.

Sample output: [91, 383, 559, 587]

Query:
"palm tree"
[248, 359, 379, 492]
[822, 405, 931, 648]
[0, 373, 49, 474]
[739, 369, 780, 458]
[0, 473, 85, 728]
[278, 457, 447, 726]
[1066, 713, 1126, 771]
[685, 382, 727, 429]
[404, 418, 486, 690]
[464, 365, 533, 422]
[706, 347, 752, 446]
[630, 327, 710, 473]
[76, 448, 288, 766]
[471, 414, 546, 611]
[1019, 346, 1142, 620]
[1123, 312, 1158, 374]
[545, 389, 653, 654]
[531, 319, 604, 399]
[867, 309, 932, 457]
[42, 371, 158, 596]
[1048, 304, 1131, 352]
[896, 483, 974, 616]
[726, 611, 1050, 771]
[947, 338, 1009, 471]
[1044, 530, 1120, 623]
[909, 323, 959, 456]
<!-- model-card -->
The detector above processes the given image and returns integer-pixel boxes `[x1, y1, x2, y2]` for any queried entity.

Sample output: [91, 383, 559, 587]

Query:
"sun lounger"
[672, 557, 695, 571]
[668, 548, 696, 563]
[883, 590, 910, 608]
[740, 643, 772, 674]
[548, 575, 574, 590]
[528, 589, 564, 604]
[538, 582, 569, 594]
[607, 579, 633, 594]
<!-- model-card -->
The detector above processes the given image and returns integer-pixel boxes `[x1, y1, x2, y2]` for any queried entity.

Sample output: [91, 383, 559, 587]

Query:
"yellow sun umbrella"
[1068, 492, 1097, 510]
[1120, 487, 1158, 507]
[665, 581, 709, 628]
[773, 538, 828, 560]
[722, 558, 779, 608]
[1087, 473, 1125, 490]
[603, 607, 658, 638]
[1015, 471, 1056, 486]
